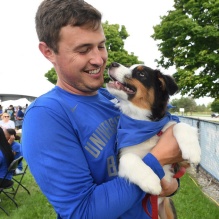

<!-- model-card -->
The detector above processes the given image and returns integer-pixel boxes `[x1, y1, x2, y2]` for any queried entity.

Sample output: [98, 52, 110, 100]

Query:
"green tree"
[152, 0, 219, 99]
[207, 102, 212, 111]
[45, 68, 57, 85]
[45, 22, 143, 85]
[170, 97, 197, 114]
[211, 99, 219, 112]
[196, 104, 209, 113]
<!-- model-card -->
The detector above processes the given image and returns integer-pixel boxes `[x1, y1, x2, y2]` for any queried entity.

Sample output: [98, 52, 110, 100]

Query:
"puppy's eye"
[138, 72, 146, 78]
[139, 72, 145, 77]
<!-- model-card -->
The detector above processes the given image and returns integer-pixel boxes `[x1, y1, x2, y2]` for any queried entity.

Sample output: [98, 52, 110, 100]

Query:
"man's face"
[51, 25, 108, 95]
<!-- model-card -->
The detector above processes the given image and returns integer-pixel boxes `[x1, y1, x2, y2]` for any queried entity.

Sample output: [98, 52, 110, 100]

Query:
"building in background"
[0, 78, 54, 109]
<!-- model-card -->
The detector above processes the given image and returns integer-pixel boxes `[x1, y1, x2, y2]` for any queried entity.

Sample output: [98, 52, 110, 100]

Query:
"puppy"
[106, 62, 201, 219]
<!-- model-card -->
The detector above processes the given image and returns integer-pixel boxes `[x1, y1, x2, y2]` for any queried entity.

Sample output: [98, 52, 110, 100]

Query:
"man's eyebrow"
[74, 44, 91, 50]
[100, 39, 106, 44]
[75, 39, 106, 49]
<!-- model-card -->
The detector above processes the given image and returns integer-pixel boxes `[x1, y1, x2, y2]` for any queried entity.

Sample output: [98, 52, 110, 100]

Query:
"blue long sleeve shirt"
[22, 86, 164, 219]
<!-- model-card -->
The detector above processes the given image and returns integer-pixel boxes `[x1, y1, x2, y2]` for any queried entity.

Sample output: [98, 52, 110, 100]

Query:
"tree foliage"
[45, 68, 57, 84]
[211, 99, 219, 112]
[45, 22, 143, 85]
[170, 97, 197, 113]
[152, 0, 219, 99]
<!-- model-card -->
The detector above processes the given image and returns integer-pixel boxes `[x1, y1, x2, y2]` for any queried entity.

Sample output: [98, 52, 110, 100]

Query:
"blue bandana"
[117, 111, 179, 151]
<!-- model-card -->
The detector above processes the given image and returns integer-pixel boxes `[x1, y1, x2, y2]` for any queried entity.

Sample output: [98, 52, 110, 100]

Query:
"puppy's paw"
[181, 141, 201, 164]
[188, 149, 201, 164]
[173, 123, 201, 164]
[138, 173, 162, 195]
[119, 153, 162, 195]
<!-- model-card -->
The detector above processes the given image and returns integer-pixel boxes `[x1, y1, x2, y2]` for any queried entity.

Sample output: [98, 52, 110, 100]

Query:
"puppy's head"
[106, 62, 178, 120]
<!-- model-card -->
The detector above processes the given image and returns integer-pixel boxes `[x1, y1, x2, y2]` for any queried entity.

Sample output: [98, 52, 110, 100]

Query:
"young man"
[4, 129, 23, 174]
[22, 1, 183, 218]
[0, 127, 15, 188]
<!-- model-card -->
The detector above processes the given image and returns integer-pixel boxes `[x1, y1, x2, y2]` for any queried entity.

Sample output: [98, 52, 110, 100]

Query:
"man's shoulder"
[26, 86, 79, 115]
[29, 87, 64, 108]
[99, 88, 117, 100]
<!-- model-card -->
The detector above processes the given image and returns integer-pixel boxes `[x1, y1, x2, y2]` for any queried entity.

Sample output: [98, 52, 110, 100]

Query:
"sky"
[0, 0, 213, 105]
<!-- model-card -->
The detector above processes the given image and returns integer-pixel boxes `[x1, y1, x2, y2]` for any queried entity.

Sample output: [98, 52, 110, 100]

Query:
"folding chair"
[0, 156, 23, 216]
[12, 164, 30, 199]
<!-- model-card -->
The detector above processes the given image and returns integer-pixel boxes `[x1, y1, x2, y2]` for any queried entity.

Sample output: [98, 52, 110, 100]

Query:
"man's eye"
[98, 43, 106, 49]
[79, 48, 90, 54]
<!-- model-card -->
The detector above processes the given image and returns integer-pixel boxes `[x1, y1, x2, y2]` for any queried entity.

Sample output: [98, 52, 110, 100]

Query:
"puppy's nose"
[110, 62, 120, 68]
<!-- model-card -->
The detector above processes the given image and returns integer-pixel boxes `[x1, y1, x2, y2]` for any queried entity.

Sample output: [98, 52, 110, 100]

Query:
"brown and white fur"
[106, 62, 201, 219]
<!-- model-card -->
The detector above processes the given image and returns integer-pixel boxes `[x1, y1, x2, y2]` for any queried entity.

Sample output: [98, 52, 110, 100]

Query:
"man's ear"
[38, 42, 55, 63]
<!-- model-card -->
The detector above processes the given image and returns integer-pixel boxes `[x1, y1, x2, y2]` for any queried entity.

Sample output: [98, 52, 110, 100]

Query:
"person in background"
[15, 106, 24, 130]
[0, 127, 15, 187]
[5, 105, 15, 122]
[0, 105, 3, 119]
[22, 1, 184, 218]
[0, 113, 15, 129]
[4, 128, 23, 174]
[23, 104, 29, 113]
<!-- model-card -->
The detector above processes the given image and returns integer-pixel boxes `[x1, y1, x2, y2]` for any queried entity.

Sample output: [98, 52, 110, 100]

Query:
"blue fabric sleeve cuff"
[142, 153, 165, 179]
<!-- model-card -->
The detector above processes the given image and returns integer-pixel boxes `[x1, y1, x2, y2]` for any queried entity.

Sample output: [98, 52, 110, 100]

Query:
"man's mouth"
[87, 68, 101, 74]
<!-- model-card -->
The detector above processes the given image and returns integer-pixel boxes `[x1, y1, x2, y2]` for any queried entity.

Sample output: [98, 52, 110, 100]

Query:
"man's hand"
[150, 125, 184, 166]
[8, 135, 15, 145]
[159, 178, 179, 197]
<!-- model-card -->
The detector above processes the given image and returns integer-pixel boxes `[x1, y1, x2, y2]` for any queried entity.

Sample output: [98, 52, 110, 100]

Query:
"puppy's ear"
[156, 70, 178, 95]
[163, 75, 178, 95]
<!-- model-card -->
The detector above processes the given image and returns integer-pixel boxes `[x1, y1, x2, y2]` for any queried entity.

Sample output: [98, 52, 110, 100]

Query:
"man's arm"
[22, 106, 146, 219]
[151, 125, 183, 197]
[151, 125, 183, 166]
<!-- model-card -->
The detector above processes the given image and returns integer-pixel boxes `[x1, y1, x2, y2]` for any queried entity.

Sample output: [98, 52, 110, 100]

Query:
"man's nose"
[89, 48, 105, 65]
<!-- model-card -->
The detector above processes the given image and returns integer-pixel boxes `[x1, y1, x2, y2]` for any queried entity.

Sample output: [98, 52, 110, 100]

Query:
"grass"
[173, 173, 219, 219]
[0, 160, 56, 219]
[0, 161, 218, 219]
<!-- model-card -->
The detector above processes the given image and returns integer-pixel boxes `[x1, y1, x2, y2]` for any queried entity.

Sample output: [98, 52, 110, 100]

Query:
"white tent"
[0, 76, 54, 111]
[1, 98, 32, 110]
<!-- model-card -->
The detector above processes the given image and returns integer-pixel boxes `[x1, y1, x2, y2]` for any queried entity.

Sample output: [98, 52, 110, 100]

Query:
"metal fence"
[179, 116, 219, 182]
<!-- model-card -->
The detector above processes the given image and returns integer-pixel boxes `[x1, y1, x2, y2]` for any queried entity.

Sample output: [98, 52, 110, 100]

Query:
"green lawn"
[0, 160, 218, 219]
[173, 174, 219, 219]
[0, 161, 56, 219]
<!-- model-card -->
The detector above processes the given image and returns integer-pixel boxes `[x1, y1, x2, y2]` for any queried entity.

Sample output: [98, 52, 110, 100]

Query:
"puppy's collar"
[157, 130, 163, 136]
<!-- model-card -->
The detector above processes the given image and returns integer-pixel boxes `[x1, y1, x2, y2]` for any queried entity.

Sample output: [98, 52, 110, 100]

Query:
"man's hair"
[35, 0, 102, 53]
[0, 127, 14, 166]
[6, 128, 16, 137]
